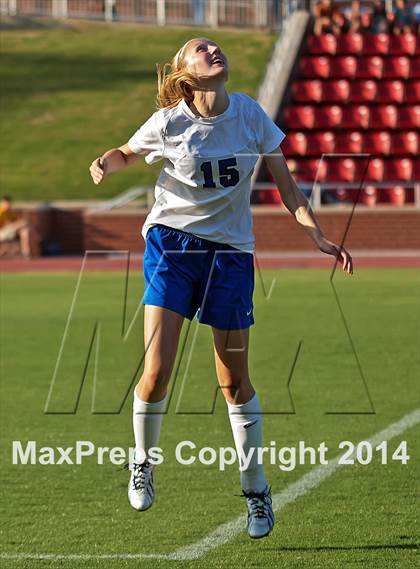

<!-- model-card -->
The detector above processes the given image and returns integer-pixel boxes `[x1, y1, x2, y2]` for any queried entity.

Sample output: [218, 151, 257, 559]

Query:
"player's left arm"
[264, 147, 353, 275]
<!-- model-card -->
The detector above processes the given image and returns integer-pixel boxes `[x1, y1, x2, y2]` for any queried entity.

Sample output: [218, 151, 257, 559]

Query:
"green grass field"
[0, 20, 275, 201]
[1, 267, 419, 568]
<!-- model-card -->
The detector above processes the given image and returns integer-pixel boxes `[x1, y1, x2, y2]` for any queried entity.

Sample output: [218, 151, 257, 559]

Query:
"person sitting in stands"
[349, 0, 362, 31]
[332, 5, 350, 33]
[371, 0, 390, 33]
[314, 0, 348, 35]
[0, 196, 31, 258]
[393, 0, 414, 33]
[314, 0, 336, 35]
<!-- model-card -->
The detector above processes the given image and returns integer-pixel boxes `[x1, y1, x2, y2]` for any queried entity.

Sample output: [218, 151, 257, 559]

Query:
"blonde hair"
[156, 37, 214, 109]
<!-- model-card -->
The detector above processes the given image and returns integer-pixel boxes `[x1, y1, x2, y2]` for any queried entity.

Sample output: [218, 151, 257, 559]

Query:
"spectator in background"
[313, 0, 417, 35]
[314, 0, 348, 35]
[341, 0, 360, 31]
[314, 0, 334, 34]
[0, 196, 31, 258]
[349, 0, 362, 31]
[393, 0, 414, 33]
[332, 5, 350, 33]
[371, 0, 389, 33]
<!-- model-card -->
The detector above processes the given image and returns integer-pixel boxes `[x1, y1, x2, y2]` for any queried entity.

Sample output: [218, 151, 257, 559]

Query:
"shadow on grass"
[0, 16, 71, 30]
[264, 543, 419, 552]
[1, 51, 156, 104]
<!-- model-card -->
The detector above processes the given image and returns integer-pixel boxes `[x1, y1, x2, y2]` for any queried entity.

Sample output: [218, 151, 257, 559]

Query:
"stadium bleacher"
[279, 31, 419, 207]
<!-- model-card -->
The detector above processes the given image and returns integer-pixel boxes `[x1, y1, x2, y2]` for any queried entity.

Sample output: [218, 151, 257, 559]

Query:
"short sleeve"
[127, 112, 164, 165]
[251, 100, 285, 155]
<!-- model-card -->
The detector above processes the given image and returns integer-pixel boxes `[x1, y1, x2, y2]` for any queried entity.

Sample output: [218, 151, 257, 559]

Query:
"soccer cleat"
[127, 460, 155, 511]
[242, 486, 274, 539]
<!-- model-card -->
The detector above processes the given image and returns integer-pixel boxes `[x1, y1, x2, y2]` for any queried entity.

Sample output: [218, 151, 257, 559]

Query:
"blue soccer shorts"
[142, 224, 255, 330]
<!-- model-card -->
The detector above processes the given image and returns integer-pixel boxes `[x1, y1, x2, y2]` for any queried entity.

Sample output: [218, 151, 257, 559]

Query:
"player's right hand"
[89, 157, 107, 185]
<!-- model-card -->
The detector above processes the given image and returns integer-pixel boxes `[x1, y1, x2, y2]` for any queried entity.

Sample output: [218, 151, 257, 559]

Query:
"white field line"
[2, 408, 419, 562]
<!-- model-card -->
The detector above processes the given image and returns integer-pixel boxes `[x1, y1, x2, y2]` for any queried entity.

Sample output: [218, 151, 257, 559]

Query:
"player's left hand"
[319, 239, 353, 275]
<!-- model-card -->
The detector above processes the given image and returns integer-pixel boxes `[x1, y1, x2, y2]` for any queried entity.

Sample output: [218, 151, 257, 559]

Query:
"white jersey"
[127, 92, 285, 253]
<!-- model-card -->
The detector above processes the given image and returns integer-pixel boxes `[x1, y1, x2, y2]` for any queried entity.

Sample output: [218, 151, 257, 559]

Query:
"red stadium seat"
[307, 34, 337, 55]
[294, 159, 327, 182]
[357, 56, 383, 79]
[300, 57, 330, 78]
[327, 158, 356, 182]
[376, 80, 405, 104]
[392, 132, 418, 155]
[293, 80, 323, 103]
[323, 80, 350, 103]
[389, 34, 416, 56]
[335, 131, 363, 153]
[370, 105, 398, 129]
[362, 34, 389, 55]
[306, 132, 335, 155]
[410, 59, 420, 79]
[330, 56, 357, 78]
[283, 106, 315, 129]
[282, 132, 307, 156]
[405, 81, 420, 103]
[383, 57, 410, 79]
[342, 105, 370, 129]
[363, 132, 392, 155]
[385, 159, 413, 181]
[366, 158, 385, 181]
[360, 186, 378, 206]
[315, 105, 343, 128]
[386, 187, 406, 206]
[336, 33, 363, 55]
[350, 80, 377, 103]
[398, 106, 420, 129]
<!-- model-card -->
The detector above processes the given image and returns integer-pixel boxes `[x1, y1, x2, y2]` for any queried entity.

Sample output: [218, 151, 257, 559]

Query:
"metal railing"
[0, 0, 311, 30]
[254, 182, 420, 209]
[85, 184, 420, 212]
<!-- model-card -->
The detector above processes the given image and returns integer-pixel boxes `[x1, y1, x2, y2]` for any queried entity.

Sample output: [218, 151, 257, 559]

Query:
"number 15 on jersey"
[200, 158, 240, 189]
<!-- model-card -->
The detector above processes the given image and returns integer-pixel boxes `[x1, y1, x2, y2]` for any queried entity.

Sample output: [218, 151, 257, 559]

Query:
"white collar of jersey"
[179, 95, 234, 124]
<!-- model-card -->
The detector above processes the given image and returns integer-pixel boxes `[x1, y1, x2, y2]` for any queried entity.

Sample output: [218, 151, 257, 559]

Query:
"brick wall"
[50, 208, 85, 254]
[84, 210, 147, 252]
[16, 205, 420, 255]
[84, 207, 420, 252]
[25, 207, 51, 257]
[252, 207, 420, 251]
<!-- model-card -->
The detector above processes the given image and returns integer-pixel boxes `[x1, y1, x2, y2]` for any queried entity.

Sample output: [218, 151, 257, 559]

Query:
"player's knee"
[221, 384, 241, 401]
[141, 366, 172, 391]
[220, 374, 251, 398]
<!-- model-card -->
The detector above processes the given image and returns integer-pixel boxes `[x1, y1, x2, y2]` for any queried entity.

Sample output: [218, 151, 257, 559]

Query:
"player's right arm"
[89, 143, 143, 185]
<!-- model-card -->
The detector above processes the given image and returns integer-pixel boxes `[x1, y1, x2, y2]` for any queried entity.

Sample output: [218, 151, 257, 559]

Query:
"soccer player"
[89, 37, 353, 539]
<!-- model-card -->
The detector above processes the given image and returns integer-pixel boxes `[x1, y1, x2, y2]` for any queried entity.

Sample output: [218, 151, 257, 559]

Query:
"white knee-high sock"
[133, 391, 167, 464]
[227, 392, 268, 493]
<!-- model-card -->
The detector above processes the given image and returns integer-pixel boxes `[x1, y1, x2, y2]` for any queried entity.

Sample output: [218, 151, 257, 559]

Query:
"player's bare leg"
[212, 327, 274, 539]
[129, 305, 184, 511]
[212, 326, 254, 404]
[137, 305, 184, 402]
